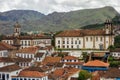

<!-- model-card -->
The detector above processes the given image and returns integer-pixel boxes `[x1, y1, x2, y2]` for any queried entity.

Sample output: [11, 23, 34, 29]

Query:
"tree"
[108, 45, 115, 51]
[114, 35, 120, 48]
[0, 34, 4, 41]
[82, 52, 88, 62]
[78, 70, 92, 80]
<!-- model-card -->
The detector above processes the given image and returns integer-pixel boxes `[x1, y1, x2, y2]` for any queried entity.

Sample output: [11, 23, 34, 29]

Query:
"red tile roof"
[53, 67, 80, 78]
[18, 71, 47, 78]
[0, 42, 16, 50]
[17, 47, 38, 54]
[0, 64, 21, 72]
[2, 34, 51, 40]
[56, 29, 106, 37]
[111, 48, 120, 52]
[43, 56, 61, 64]
[51, 67, 80, 80]
[65, 62, 84, 65]
[92, 52, 105, 57]
[98, 68, 120, 78]
[83, 60, 109, 67]
[63, 56, 78, 60]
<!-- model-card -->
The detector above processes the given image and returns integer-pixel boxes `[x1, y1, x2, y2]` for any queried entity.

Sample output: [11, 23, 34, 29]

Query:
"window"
[25, 41, 27, 46]
[100, 37, 103, 41]
[71, 45, 73, 48]
[67, 45, 69, 48]
[58, 45, 60, 48]
[96, 37, 98, 41]
[79, 40, 81, 44]
[63, 45, 65, 48]
[75, 40, 77, 44]
[67, 41, 69, 44]
[28, 41, 31, 46]
[90, 37, 92, 41]
[77, 45, 79, 48]
[7, 74, 9, 79]
[58, 40, 60, 44]
[74, 60, 76, 62]
[71, 41, 73, 44]
[86, 37, 88, 41]
[63, 41, 65, 44]
[24, 78, 27, 80]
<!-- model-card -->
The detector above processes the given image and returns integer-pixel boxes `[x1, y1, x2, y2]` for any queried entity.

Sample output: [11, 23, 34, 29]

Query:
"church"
[55, 20, 114, 50]
[2, 22, 51, 49]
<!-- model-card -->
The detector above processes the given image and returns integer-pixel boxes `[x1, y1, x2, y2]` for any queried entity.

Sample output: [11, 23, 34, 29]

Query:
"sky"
[0, 0, 120, 14]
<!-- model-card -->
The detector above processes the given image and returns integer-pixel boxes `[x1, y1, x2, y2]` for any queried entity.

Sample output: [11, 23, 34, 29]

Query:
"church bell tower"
[14, 22, 21, 37]
[13, 22, 21, 50]
[104, 19, 114, 34]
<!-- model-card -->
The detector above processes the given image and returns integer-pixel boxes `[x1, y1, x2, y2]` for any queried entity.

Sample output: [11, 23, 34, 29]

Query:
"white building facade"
[2, 22, 51, 49]
[55, 20, 114, 50]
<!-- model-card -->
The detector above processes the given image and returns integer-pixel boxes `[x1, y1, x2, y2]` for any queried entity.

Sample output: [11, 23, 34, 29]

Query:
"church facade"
[55, 20, 114, 50]
[2, 22, 51, 49]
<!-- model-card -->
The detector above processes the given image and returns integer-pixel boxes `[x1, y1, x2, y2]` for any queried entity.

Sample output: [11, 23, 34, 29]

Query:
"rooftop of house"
[0, 42, 16, 51]
[18, 71, 47, 78]
[0, 64, 21, 72]
[91, 71, 100, 80]
[98, 68, 120, 78]
[63, 56, 78, 60]
[0, 57, 15, 63]
[55, 29, 106, 37]
[70, 77, 78, 80]
[51, 67, 80, 79]
[34, 52, 45, 57]
[92, 52, 106, 57]
[43, 56, 62, 64]
[65, 62, 84, 65]
[36, 46, 53, 50]
[2, 34, 51, 40]
[0, 57, 32, 63]
[14, 57, 33, 62]
[111, 48, 120, 52]
[83, 60, 109, 67]
[16, 46, 38, 54]
[23, 66, 50, 72]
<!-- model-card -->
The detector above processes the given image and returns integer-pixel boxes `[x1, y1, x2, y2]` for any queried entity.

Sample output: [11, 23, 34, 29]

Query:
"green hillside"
[0, 6, 119, 34]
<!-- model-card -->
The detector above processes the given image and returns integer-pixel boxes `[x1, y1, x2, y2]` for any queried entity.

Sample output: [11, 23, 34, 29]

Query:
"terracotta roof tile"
[56, 29, 84, 37]
[111, 48, 120, 52]
[83, 60, 109, 67]
[92, 52, 105, 57]
[0, 64, 21, 72]
[98, 68, 120, 78]
[17, 47, 38, 54]
[23, 66, 50, 72]
[2, 34, 51, 40]
[18, 71, 47, 78]
[0, 57, 32, 63]
[35, 53, 44, 57]
[43, 56, 61, 64]
[52, 67, 80, 79]
[56, 29, 106, 37]
[0, 42, 16, 50]
[65, 62, 84, 65]
[0, 57, 15, 62]
[63, 56, 78, 60]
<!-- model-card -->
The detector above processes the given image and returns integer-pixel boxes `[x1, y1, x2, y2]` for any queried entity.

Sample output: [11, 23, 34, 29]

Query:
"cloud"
[0, 0, 120, 14]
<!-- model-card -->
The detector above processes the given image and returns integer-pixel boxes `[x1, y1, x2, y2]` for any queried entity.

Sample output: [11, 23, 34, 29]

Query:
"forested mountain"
[0, 6, 119, 34]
